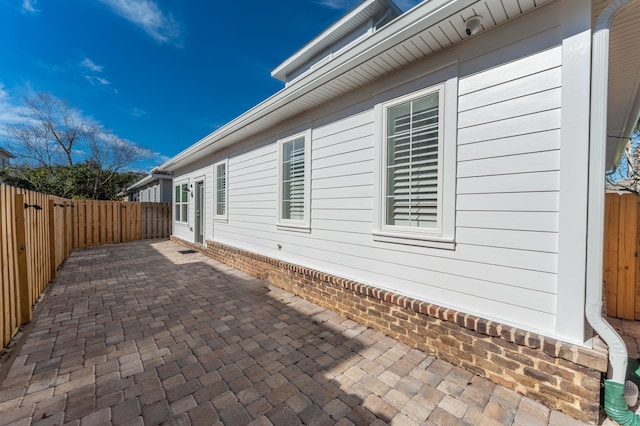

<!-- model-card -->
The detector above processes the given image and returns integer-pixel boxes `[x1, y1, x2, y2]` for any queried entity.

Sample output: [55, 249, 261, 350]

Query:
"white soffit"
[159, 0, 553, 172]
[593, 0, 640, 170]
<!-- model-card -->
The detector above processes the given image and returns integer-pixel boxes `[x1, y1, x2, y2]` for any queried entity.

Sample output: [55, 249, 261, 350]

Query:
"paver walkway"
[0, 239, 589, 425]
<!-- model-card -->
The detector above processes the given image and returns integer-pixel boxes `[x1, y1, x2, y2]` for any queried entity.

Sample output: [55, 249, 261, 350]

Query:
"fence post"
[63, 201, 69, 257]
[48, 199, 56, 278]
[14, 194, 31, 325]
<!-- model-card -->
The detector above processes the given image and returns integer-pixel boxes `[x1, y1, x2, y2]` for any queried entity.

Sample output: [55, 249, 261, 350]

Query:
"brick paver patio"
[0, 239, 589, 425]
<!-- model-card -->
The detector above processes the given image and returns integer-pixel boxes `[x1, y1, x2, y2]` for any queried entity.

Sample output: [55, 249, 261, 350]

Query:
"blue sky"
[0, 0, 421, 171]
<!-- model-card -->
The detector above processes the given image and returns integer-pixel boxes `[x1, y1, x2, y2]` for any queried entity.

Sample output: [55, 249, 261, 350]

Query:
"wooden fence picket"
[0, 182, 172, 350]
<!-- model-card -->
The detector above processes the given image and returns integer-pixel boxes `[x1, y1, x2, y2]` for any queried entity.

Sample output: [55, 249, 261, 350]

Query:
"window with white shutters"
[214, 159, 227, 221]
[278, 131, 311, 231]
[386, 92, 440, 229]
[375, 80, 456, 249]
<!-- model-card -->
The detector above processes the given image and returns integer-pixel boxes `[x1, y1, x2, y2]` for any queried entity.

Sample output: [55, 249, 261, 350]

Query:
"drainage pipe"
[587, 0, 640, 423]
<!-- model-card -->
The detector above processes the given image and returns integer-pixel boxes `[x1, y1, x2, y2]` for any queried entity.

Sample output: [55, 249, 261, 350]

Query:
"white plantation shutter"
[385, 92, 439, 229]
[216, 162, 226, 216]
[282, 137, 306, 221]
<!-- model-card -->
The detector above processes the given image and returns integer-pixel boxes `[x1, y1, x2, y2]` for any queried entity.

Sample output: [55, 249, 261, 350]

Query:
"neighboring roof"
[126, 173, 172, 192]
[0, 148, 15, 159]
[162, 0, 640, 174]
[271, 0, 402, 83]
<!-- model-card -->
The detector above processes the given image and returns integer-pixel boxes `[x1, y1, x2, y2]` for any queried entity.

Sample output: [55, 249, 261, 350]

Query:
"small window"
[374, 80, 457, 249]
[214, 159, 228, 221]
[174, 183, 189, 223]
[277, 130, 311, 231]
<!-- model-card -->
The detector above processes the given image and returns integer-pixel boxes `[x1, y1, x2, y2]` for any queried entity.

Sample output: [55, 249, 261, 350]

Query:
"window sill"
[276, 222, 311, 233]
[213, 217, 228, 223]
[372, 231, 455, 250]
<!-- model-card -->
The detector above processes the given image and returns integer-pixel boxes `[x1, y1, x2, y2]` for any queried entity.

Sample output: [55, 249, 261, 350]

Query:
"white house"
[157, 0, 640, 422]
[0, 148, 15, 183]
[0, 148, 15, 169]
[122, 172, 173, 202]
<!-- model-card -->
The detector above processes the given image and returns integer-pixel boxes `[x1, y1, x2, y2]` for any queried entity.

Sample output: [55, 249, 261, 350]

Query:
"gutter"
[587, 0, 640, 423]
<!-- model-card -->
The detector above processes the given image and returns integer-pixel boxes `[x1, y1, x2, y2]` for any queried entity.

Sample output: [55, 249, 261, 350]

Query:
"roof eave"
[0, 148, 15, 159]
[156, 0, 481, 173]
[127, 173, 172, 191]
[271, 0, 402, 82]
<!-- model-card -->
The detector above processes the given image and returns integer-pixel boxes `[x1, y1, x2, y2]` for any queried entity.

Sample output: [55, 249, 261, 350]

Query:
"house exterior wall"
[161, 179, 172, 204]
[169, 1, 600, 420]
[134, 180, 172, 202]
[174, 1, 586, 342]
[0, 153, 11, 169]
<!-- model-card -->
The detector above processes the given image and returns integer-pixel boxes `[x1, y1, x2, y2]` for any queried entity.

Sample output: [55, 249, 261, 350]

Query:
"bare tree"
[7, 92, 88, 167]
[3, 92, 153, 199]
[85, 130, 152, 199]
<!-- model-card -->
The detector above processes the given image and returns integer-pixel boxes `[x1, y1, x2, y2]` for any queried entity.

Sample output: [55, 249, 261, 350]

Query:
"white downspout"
[587, 0, 640, 423]
[587, 0, 633, 385]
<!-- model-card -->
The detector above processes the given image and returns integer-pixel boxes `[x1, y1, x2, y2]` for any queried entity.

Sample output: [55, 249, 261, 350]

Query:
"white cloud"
[22, 0, 39, 14]
[84, 75, 112, 87]
[80, 58, 112, 87]
[98, 0, 182, 47]
[80, 58, 104, 72]
[131, 107, 148, 117]
[314, 0, 353, 10]
[0, 83, 30, 139]
[315, 0, 422, 11]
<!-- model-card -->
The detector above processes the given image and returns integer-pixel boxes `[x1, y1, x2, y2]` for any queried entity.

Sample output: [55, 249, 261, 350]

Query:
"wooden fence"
[604, 192, 640, 320]
[0, 183, 171, 349]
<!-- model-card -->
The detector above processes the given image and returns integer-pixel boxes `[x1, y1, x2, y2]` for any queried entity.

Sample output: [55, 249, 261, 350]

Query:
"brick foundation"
[172, 236, 608, 423]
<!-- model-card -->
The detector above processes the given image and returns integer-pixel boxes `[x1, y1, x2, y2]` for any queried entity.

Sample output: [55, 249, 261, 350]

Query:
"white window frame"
[277, 130, 311, 232]
[373, 79, 457, 249]
[174, 181, 189, 224]
[214, 158, 228, 222]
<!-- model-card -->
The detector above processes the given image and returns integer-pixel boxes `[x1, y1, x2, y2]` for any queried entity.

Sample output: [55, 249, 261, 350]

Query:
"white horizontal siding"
[458, 151, 560, 178]
[226, 145, 278, 232]
[457, 171, 559, 194]
[458, 88, 561, 129]
[456, 228, 557, 253]
[458, 193, 559, 211]
[312, 172, 373, 189]
[458, 67, 561, 112]
[458, 130, 560, 162]
[458, 46, 561, 96]
[457, 211, 558, 232]
[458, 109, 561, 145]
[202, 10, 572, 338]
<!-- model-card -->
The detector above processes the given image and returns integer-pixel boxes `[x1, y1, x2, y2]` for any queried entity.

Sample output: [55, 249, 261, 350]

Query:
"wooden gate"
[604, 192, 640, 319]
